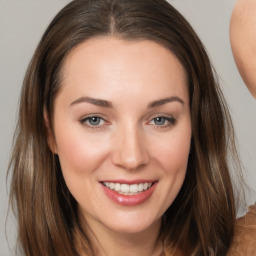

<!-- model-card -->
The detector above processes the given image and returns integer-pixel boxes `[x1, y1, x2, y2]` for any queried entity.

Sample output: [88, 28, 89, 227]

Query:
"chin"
[100, 211, 161, 235]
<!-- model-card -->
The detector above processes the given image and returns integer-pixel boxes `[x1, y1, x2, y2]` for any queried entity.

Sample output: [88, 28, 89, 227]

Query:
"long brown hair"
[8, 0, 240, 255]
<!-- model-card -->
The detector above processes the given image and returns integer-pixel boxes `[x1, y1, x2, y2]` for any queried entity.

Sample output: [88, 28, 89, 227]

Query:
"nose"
[111, 125, 150, 171]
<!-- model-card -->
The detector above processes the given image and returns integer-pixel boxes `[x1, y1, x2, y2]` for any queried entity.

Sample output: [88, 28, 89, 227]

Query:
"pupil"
[89, 117, 100, 125]
[154, 117, 165, 125]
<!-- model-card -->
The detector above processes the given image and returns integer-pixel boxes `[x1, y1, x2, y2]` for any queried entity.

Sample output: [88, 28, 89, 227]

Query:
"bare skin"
[230, 0, 256, 98]
[48, 37, 191, 256]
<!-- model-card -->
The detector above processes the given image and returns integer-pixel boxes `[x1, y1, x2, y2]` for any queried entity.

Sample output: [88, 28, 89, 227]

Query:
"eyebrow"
[70, 97, 113, 108]
[70, 96, 184, 108]
[148, 96, 184, 108]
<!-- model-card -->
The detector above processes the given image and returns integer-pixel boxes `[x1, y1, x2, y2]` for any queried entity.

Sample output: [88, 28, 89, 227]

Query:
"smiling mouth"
[102, 182, 155, 195]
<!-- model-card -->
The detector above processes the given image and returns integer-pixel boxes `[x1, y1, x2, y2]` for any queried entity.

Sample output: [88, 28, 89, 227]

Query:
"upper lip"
[100, 179, 158, 185]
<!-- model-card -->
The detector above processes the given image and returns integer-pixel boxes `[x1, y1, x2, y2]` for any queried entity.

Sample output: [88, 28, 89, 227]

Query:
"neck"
[77, 211, 163, 256]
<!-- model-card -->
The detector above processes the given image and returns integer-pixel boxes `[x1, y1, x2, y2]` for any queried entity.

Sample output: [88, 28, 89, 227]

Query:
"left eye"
[149, 116, 176, 126]
[82, 116, 105, 126]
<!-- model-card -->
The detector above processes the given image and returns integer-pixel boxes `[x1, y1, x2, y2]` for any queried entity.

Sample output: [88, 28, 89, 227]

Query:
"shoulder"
[228, 204, 256, 256]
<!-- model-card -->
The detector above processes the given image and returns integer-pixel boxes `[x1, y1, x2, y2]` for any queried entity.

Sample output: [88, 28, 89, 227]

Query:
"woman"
[8, 0, 253, 255]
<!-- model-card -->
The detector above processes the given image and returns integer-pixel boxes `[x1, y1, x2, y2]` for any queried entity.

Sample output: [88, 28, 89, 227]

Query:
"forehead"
[59, 36, 189, 103]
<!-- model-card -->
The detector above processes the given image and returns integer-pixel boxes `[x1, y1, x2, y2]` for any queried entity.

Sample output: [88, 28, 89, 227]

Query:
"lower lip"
[101, 182, 158, 206]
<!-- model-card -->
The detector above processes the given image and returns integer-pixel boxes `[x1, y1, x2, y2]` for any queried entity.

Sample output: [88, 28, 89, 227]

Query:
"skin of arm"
[230, 0, 256, 98]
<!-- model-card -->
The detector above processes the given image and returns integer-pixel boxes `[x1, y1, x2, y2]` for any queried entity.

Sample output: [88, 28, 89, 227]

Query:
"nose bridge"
[112, 121, 149, 170]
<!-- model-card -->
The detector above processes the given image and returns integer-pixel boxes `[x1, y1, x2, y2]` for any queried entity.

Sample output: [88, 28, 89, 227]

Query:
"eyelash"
[80, 115, 108, 129]
[79, 115, 177, 129]
[147, 116, 177, 128]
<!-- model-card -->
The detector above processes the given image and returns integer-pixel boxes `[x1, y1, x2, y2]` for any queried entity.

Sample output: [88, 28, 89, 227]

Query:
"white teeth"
[103, 182, 154, 194]
[114, 183, 120, 192]
[143, 183, 149, 190]
[130, 184, 138, 193]
[120, 184, 130, 193]
[138, 183, 144, 192]
[109, 182, 115, 189]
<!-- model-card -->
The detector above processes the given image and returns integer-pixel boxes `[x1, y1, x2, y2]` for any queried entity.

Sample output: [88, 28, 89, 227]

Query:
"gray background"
[1, 0, 255, 255]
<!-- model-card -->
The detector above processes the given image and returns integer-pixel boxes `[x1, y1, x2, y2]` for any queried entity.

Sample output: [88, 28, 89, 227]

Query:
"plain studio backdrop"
[0, 0, 255, 255]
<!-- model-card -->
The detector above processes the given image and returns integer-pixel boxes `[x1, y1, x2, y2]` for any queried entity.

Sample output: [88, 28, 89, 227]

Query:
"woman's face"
[50, 37, 191, 234]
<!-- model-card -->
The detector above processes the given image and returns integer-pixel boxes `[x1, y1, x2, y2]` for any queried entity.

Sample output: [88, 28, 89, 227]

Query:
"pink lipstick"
[100, 180, 158, 206]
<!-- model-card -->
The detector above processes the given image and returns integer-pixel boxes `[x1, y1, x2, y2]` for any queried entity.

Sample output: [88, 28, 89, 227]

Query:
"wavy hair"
[8, 0, 240, 255]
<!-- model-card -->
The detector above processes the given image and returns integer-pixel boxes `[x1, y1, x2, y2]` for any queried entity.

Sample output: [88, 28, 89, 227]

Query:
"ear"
[44, 109, 58, 154]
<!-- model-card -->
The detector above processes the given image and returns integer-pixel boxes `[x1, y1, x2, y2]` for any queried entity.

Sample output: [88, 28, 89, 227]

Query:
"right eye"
[80, 116, 106, 127]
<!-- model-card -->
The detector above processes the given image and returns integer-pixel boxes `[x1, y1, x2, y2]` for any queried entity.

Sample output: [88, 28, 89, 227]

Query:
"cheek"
[54, 124, 110, 176]
[54, 126, 111, 204]
[148, 126, 191, 215]
[151, 128, 191, 174]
